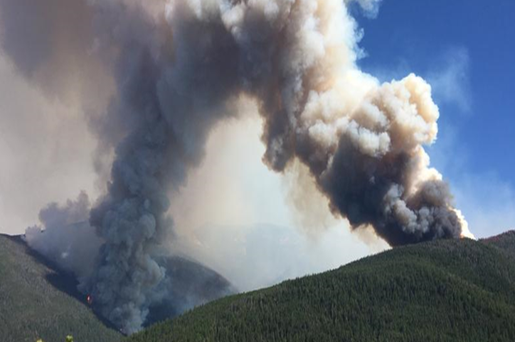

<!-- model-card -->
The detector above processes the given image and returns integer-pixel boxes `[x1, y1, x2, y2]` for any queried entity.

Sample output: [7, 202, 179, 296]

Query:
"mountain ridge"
[128, 233, 515, 342]
[2, 231, 515, 341]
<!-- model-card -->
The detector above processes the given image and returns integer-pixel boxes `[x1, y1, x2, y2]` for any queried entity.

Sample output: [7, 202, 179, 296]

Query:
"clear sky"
[352, 0, 515, 238]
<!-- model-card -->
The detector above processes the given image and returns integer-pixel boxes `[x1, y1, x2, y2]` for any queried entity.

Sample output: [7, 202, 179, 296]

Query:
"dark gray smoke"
[0, 0, 473, 334]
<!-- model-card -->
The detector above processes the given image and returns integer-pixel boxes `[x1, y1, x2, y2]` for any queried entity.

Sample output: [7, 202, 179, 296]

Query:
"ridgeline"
[128, 232, 515, 342]
[2, 232, 515, 342]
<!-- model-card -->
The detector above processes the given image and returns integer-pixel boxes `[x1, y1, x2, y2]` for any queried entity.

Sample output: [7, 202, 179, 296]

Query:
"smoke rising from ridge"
[1, 0, 472, 333]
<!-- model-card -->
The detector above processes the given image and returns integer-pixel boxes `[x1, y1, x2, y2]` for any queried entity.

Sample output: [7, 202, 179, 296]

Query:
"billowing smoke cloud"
[0, 0, 473, 334]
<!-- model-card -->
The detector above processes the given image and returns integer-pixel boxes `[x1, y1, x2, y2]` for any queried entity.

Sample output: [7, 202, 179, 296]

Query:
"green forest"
[3, 232, 515, 342]
[0, 235, 121, 342]
[128, 233, 515, 342]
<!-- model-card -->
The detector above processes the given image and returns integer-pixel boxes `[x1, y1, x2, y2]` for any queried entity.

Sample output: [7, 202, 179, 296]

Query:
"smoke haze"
[0, 0, 471, 334]
[25, 193, 102, 283]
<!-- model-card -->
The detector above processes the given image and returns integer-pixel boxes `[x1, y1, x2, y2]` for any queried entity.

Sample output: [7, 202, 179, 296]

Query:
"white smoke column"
[1, 0, 472, 333]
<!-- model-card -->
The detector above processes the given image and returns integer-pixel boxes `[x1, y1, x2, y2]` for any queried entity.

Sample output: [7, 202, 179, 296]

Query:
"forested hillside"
[129, 234, 515, 342]
[0, 234, 121, 342]
[483, 230, 515, 259]
[0, 233, 235, 341]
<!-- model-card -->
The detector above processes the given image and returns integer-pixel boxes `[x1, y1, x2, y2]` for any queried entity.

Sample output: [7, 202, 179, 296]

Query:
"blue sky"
[352, 0, 515, 237]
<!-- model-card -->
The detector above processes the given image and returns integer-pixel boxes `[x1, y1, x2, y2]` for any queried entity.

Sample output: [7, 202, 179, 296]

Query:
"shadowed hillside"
[0, 234, 236, 341]
[128, 234, 515, 342]
[0, 234, 121, 342]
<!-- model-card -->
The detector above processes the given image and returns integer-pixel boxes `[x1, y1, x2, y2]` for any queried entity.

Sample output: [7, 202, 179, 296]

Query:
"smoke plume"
[25, 193, 102, 283]
[0, 0, 473, 333]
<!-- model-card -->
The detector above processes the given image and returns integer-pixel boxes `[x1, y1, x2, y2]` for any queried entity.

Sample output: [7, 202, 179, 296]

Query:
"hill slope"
[0, 233, 236, 341]
[129, 234, 515, 342]
[483, 230, 515, 259]
[0, 234, 122, 342]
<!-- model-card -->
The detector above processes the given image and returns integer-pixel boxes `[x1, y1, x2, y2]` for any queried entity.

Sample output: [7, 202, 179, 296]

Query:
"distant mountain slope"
[129, 235, 515, 342]
[145, 254, 236, 325]
[483, 230, 515, 260]
[0, 234, 121, 342]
